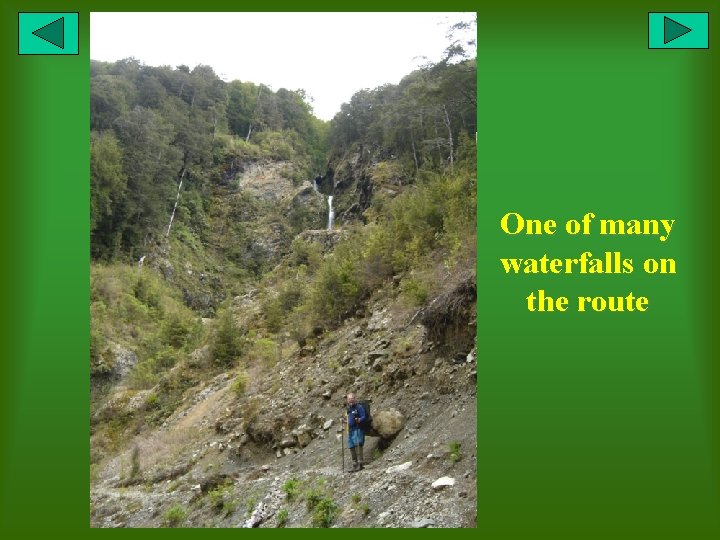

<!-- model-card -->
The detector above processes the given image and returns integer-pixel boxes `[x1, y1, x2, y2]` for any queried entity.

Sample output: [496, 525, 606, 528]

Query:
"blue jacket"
[347, 403, 366, 429]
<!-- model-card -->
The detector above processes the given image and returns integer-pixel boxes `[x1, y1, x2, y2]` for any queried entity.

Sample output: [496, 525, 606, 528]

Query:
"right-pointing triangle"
[32, 17, 65, 49]
[664, 16, 692, 45]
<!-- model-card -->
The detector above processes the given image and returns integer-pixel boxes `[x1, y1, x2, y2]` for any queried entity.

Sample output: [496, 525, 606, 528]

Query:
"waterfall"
[313, 179, 319, 192]
[327, 196, 335, 230]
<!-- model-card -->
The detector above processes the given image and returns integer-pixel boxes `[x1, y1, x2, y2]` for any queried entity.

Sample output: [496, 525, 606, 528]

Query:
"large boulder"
[372, 409, 405, 439]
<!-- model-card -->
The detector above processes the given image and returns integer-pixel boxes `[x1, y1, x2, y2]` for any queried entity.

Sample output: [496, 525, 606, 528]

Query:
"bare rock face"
[110, 343, 138, 378]
[296, 229, 346, 252]
[372, 409, 405, 439]
[236, 161, 294, 201]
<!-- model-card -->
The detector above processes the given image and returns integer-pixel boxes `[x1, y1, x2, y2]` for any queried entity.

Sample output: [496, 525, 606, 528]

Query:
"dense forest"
[91, 60, 327, 261]
[91, 36, 475, 264]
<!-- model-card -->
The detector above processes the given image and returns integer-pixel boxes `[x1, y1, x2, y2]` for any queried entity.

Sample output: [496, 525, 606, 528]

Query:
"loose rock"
[431, 476, 455, 490]
[386, 461, 413, 474]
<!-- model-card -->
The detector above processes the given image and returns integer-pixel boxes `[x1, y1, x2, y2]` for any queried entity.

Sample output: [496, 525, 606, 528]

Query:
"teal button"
[19, 12, 79, 55]
[649, 13, 709, 49]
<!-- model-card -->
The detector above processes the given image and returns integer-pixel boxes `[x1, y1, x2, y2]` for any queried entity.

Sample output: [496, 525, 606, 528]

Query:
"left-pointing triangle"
[32, 17, 64, 49]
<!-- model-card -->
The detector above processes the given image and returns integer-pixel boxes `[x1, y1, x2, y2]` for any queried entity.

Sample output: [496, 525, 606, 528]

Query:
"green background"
[477, 2, 719, 537]
[0, 0, 718, 537]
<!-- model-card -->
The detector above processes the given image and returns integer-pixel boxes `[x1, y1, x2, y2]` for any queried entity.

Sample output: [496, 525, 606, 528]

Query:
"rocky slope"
[91, 270, 476, 528]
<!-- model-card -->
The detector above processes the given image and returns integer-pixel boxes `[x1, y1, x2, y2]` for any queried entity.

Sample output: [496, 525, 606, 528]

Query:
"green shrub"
[282, 477, 300, 501]
[208, 481, 237, 516]
[287, 204, 319, 234]
[276, 508, 289, 527]
[231, 370, 249, 397]
[134, 273, 162, 310]
[145, 393, 159, 409]
[245, 495, 259, 518]
[208, 487, 225, 511]
[255, 130, 300, 161]
[350, 493, 370, 516]
[248, 337, 279, 367]
[90, 325, 110, 375]
[162, 312, 197, 348]
[449, 441, 462, 464]
[154, 347, 180, 369]
[304, 486, 324, 511]
[400, 276, 430, 306]
[90, 263, 202, 381]
[211, 308, 244, 366]
[127, 347, 185, 391]
[163, 504, 186, 527]
[393, 338, 413, 357]
[127, 359, 159, 390]
[288, 305, 312, 346]
[262, 297, 284, 333]
[289, 238, 322, 271]
[308, 246, 362, 325]
[223, 498, 238, 517]
[263, 277, 308, 332]
[311, 497, 339, 528]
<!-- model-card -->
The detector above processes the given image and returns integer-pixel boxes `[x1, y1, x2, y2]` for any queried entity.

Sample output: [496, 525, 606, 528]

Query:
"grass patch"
[282, 477, 301, 501]
[231, 370, 249, 397]
[276, 507, 289, 528]
[449, 441, 462, 464]
[207, 480, 237, 516]
[245, 494, 259, 519]
[351, 493, 370, 517]
[163, 504, 186, 527]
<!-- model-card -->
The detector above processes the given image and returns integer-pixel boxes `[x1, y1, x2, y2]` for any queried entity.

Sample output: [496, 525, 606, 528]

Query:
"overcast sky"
[90, 12, 474, 121]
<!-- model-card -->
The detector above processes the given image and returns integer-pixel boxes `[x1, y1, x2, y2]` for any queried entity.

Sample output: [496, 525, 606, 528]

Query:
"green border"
[477, 1, 719, 538]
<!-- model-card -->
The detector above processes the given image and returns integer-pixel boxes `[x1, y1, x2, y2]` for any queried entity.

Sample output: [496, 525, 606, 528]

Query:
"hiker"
[344, 393, 367, 472]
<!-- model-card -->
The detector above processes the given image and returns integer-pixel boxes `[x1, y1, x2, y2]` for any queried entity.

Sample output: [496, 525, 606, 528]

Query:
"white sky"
[90, 12, 474, 121]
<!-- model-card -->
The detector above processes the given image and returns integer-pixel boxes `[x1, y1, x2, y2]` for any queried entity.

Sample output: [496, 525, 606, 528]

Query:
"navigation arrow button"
[31, 17, 64, 49]
[663, 16, 692, 44]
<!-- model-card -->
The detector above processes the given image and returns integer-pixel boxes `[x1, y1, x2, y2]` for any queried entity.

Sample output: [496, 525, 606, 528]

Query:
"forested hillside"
[91, 60, 327, 262]
[91, 21, 477, 528]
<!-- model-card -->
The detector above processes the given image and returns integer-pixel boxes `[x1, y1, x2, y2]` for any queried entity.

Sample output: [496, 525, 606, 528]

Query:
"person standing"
[344, 393, 366, 472]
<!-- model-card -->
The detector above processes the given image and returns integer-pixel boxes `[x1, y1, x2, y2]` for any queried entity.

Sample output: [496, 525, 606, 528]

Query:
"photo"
[89, 12, 477, 528]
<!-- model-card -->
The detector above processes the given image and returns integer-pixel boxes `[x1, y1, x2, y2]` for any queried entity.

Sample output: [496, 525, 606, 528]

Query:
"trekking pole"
[341, 414, 345, 473]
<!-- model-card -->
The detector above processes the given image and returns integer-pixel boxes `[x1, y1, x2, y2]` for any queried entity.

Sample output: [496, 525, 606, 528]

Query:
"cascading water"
[327, 195, 335, 230]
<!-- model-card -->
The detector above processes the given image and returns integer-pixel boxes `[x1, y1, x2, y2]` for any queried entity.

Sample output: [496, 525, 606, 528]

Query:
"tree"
[111, 106, 182, 255]
[90, 75, 134, 131]
[90, 130, 127, 258]
[226, 80, 258, 138]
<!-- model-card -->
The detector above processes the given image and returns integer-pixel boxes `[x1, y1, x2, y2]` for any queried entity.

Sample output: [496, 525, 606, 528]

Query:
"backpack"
[357, 399, 373, 433]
